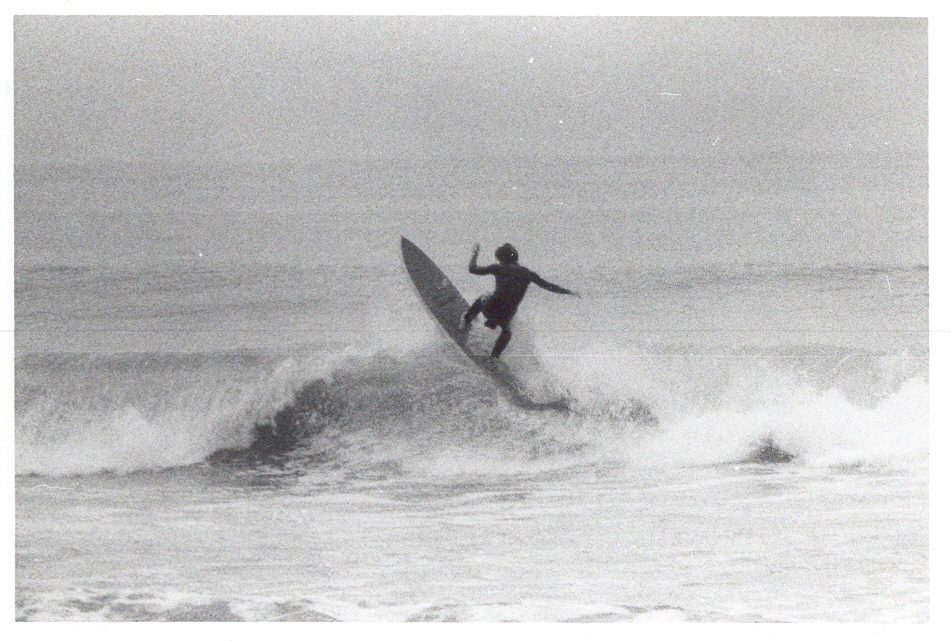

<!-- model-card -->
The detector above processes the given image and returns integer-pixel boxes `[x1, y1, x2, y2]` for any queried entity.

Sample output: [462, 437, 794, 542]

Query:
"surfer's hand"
[472, 243, 480, 256]
[570, 290, 582, 299]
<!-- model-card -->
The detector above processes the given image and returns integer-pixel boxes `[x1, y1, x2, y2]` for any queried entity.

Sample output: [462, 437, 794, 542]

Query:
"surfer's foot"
[458, 313, 471, 332]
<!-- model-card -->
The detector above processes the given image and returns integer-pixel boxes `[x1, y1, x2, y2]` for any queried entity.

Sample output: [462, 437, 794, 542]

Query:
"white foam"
[619, 376, 928, 471]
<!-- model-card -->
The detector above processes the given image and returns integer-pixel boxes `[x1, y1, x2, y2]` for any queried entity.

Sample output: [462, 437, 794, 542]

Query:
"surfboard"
[401, 237, 570, 412]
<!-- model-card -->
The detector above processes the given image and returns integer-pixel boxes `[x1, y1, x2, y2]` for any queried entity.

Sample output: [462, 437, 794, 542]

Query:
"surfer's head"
[495, 243, 519, 264]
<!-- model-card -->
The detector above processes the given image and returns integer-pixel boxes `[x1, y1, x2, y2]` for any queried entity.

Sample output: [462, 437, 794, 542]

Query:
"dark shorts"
[476, 294, 515, 328]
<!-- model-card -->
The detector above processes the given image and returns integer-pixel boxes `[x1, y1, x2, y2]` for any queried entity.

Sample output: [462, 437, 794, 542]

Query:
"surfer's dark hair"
[495, 243, 518, 264]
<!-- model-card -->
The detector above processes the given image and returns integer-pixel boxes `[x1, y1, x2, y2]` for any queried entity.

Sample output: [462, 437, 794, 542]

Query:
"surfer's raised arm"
[468, 243, 493, 275]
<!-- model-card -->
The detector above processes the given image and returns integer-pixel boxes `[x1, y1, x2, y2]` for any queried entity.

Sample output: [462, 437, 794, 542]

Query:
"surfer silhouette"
[459, 242, 580, 358]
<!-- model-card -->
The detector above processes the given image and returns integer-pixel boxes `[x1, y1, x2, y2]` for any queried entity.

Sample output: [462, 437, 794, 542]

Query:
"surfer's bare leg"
[460, 296, 485, 331]
[491, 323, 512, 358]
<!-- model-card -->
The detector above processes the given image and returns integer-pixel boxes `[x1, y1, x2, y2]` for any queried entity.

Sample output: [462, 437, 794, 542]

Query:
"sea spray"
[14, 350, 335, 475]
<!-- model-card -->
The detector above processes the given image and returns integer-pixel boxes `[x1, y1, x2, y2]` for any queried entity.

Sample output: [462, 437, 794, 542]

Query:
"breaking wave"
[15, 336, 927, 477]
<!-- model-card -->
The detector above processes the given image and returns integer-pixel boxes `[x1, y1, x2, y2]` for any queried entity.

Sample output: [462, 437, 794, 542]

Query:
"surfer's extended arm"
[532, 272, 581, 297]
[468, 243, 493, 275]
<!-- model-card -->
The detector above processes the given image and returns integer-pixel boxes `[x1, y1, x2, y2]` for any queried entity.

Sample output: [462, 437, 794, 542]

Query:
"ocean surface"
[14, 159, 928, 622]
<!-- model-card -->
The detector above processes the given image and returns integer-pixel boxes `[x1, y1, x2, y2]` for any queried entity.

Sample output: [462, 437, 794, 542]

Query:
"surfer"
[459, 242, 580, 357]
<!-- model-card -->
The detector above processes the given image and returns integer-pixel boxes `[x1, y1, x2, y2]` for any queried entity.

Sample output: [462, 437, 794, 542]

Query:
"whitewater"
[14, 255, 928, 622]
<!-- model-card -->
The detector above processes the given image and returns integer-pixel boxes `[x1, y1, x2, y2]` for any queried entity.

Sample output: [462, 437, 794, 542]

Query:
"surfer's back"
[473, 262, 535, 308]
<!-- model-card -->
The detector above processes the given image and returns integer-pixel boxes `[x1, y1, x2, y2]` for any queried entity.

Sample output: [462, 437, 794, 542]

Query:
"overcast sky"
[14, 16, 927, 165]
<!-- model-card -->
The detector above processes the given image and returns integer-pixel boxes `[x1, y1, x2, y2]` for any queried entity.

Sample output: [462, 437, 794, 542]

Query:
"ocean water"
[14, 160, 928, 622]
